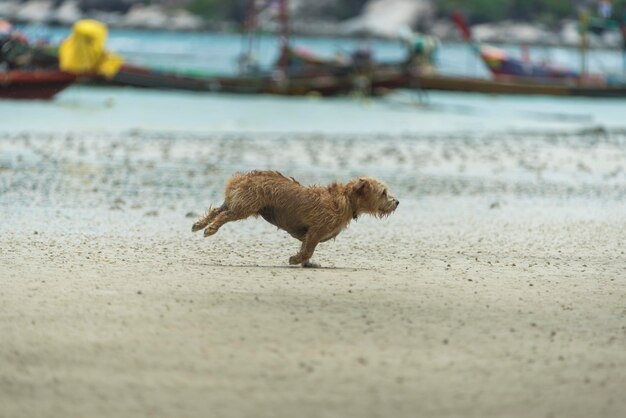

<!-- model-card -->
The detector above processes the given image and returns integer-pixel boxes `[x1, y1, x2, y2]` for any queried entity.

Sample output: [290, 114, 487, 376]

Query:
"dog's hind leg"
[192, 203, 226, 232]
[203, 209, 251, 237]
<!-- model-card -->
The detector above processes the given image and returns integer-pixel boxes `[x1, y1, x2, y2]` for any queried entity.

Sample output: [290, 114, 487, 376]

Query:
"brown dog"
[192, 170, 399, 267]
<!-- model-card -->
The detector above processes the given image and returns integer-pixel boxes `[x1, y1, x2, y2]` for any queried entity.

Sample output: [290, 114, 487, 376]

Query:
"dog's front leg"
[289, 230, 321, 267]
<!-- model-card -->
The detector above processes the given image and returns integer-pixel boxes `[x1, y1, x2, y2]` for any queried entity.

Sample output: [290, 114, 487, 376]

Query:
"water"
[3, 25, 626, 134]
[16, 24, 626, 77]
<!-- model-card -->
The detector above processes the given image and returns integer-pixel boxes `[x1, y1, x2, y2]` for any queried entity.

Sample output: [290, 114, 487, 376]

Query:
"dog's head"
[350, 177, 399, 218]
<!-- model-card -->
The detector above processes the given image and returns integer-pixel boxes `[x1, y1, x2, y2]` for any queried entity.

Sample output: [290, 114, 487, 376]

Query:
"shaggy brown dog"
[192, 170, 399, 267]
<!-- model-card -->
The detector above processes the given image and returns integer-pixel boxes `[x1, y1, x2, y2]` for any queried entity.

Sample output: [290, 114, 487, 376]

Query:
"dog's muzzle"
[379, 200, 399, 217]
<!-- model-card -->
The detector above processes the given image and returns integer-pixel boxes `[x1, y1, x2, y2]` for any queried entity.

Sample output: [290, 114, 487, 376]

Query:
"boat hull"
[101, 64, 404, 97]
[0, 70, 76, 100]
[413, 74, 626, 98]
[96, 64, 626, 98]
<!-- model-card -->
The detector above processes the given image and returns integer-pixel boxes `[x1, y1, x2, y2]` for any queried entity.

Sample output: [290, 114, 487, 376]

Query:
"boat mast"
[277, 0, 290, 72]
[245, 0, 256, 56]
[237, 0, 258, 74]
[579, 10, 589, 83]
[621, 12, 626, 75]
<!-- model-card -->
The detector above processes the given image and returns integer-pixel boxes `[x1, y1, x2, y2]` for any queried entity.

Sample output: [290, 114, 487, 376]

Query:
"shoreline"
[5, 87, 626, 137]
[1, 129, 625, 417]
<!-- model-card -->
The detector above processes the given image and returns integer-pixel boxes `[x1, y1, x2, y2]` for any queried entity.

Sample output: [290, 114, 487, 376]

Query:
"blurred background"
[1, 0, 626, 134]
[1, 0, 625, 224]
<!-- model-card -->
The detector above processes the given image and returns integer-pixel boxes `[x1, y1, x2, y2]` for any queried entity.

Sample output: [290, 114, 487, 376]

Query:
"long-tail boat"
[422, 11, 626, 97]
[0, 21, 75, 99]
[0, 69, 75, 99]
[83, 0, 407, 97]
[103, 62, 403, 97]
[54, 5, 626, 98]
[98, 6, 626, 98]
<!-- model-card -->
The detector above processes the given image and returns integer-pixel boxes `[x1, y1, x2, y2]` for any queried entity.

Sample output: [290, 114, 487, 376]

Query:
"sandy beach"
[1, 129, 625, 417]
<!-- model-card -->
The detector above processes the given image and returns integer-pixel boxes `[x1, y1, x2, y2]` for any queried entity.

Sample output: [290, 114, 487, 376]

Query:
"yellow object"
[59, 19, 123, 78]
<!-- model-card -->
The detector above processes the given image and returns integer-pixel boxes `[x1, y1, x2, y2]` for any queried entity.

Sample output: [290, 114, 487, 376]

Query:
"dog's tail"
[191, 205, 221, 232]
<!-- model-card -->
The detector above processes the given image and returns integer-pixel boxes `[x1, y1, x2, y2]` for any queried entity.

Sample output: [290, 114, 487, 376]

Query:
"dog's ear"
[354, 178, 370, 195]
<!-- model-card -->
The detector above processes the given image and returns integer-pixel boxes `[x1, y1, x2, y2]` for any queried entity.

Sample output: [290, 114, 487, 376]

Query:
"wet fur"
[192, 170, 399, 267]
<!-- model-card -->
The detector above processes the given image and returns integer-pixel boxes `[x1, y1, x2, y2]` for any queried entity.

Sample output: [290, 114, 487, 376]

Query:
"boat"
[97, 58, 404, 97]
[56, 2, 410, 97]
[46, 5, 626, 99]
[99, 7, 626, 98]
[0, 69, 75, 99]
[411, 73, 626, 97]
[421, 11, 626, 97]
[1, 20, 75, 99]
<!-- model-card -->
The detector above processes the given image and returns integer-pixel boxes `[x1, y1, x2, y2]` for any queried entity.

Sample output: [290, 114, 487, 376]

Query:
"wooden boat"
[1, 22, 75, 99]
[97, 61, 626, 98]
[411, 73, 626, 97]
[51, 5, 626, 99]
[100, 63, 403, 97]
[80, 0, 413, 97]
[435, 11, 626, 97]
[0, 69, 75, 99]
[102, 7, 626, 98]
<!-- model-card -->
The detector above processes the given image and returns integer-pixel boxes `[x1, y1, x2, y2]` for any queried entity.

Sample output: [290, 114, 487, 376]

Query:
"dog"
[192, 170, 399, 267]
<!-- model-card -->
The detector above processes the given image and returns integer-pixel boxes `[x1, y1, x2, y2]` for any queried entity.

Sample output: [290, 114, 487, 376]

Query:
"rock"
[89, 10, 124, 27]
[117, 4, 203, 31]
[4, 0, 621, 46]
[430, 19, 459, 41]
[291, 19, 345, 37]
[80, 0, 139, 14]
[560, 20, 581, 47]
[470, 23, 498, 42]
[473, 21, 551, 45]
[51, 1, 83, 26]
[168, 9, 203, 31]
[14, 1, 53, 24]
[341, 0, 434, 38]
[121, 4, 168, 30]
[0, 1, 20, 21]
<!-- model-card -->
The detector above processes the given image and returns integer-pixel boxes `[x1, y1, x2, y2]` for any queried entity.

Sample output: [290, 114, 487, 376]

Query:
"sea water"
[2, 25, 626, 134]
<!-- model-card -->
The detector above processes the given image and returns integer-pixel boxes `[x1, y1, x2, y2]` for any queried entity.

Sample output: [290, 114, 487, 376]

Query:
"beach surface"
[1, 129, 625, 418]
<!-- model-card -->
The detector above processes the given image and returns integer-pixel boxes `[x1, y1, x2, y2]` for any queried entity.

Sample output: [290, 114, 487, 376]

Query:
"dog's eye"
[382, 190, 387, 197]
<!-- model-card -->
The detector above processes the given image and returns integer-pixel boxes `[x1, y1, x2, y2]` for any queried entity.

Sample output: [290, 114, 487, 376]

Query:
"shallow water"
[3, 26, 626, 134]
[3, 85, 626, 134]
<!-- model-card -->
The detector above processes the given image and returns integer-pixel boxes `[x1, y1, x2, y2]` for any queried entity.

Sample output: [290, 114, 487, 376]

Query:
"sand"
[1, 129, 625, 418]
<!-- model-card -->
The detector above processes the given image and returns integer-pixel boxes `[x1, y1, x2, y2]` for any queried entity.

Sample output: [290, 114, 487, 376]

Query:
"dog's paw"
[203, 227, 217, 237]
[303, 261, 320, 268]
[289, 255, 303, 265]
[191, 222, 205, 232]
